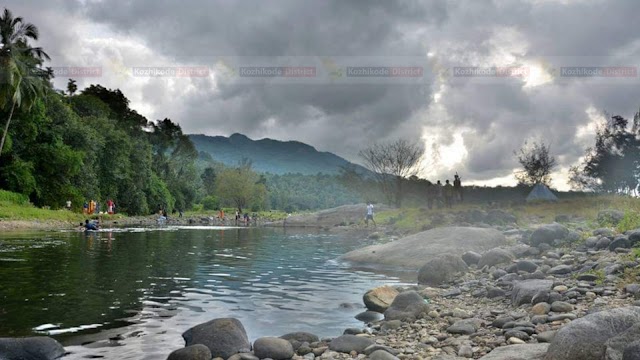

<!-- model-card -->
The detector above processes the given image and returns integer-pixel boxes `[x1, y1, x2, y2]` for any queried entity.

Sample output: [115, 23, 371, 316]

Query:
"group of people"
[427, 174, 463, 209]
[81, 199, 116, 215]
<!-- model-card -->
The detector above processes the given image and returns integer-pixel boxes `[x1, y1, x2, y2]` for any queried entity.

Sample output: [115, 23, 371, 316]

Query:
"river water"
[0, 226, 404, 359]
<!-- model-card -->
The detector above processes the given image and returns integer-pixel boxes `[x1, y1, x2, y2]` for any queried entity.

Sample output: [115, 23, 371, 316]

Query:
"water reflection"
[0, 227, 401, 359]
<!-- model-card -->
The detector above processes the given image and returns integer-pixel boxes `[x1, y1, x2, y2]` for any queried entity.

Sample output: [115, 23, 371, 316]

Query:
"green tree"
[201, 167, 217, 196]
[514, 140, 557, 186]
[215, 165, 266, 213]
[0, 8, 51, 156]
[66, 78, 77, 96]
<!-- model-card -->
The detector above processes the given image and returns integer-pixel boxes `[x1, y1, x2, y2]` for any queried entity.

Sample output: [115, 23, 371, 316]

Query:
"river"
[0, 226, 403, 359]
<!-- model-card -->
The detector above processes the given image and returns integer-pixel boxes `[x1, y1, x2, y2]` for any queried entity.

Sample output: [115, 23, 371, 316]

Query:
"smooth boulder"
[479, 344, 549, 360]
[253, 337, 294, 360]
[478, 248, 515, 268]
[0, 337, 65, 360]
[329, 335, 374, 353]
[512, 280, 553, 306]
[529, 223, 569, 247]
[363, 286, 399, 313]
[545, 307, 640, 360]
[383, 290, 430, 321]
[341, 227, 507, 270]
[167, 344, 212, 360]
[418, 254, 468, 286]
[280, 332, 319, 344]
[182, 318, 251, 359]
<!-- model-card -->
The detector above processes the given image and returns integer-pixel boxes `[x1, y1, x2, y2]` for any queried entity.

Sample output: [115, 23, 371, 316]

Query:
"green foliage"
[215, 165, 267, 212]
[617, 211, 640, 233]
[202, 195, 219, 211]
[0, 189, 29, 205]
[266, 172, 362, 211]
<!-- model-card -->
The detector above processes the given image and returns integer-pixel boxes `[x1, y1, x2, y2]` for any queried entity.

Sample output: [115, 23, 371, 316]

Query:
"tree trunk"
[0, 100, 16, 156]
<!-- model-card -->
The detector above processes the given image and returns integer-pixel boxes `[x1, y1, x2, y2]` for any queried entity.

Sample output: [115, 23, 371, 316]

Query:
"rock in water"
[418, 254, 468, 286]
[528, 223, 569, 247]
[363, 285, 399, 312]
[383, 290, 430, 321]
[340, 227, 506, 270]
[328, 335, 374, 353]
[167, 344, 212, 360]
[478, 344, 549, 359]
[545, 307, 640, 360]
[253, 337, 294, 360]
[512, 280, 553, 306]
[0, 337, 65, 360]
[182, 318, 251, 359]
[478, 248, 515, 268]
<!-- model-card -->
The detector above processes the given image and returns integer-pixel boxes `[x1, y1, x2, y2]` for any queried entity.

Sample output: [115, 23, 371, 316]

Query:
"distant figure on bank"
[453, 173, 463, 202]
[444, 180, 454, 208]
[89, 200, 96, 215]
[435, 180, 444, 208]
[83, 201, 89, 215]
[365, 202, 376, 227]
[66, 200, 72, 211]
[107, 199, 114, 214]
[243, 213, 250, 226]
[218, 209, 225, 220]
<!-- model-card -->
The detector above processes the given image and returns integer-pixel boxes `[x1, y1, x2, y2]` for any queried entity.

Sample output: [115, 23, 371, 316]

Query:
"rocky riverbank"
[4, 208, 640, 360]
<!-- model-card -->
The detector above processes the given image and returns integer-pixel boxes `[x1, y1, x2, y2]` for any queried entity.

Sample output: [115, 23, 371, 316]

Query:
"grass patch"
[617, 211, 640, 233]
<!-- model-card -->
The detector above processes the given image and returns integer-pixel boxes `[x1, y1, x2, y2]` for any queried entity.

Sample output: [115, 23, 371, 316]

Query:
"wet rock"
[167, 345, 213, 360]
[0, 337, 65, 360]
[478, 249, 515, 268]
[280, 332, 320, 344]
[253, 337, 294, 360]
[486, 286, 506, 299]
[492, 316, 515, 329]
[355, 311, 383, 323]
[512, 280, 553, 306]
[383, 291, 430, 321]
[418, 254, 468, 286]
[328, 335, 374, 354]
[182, 318, 251, 359]
[363, 286, 399, 313]
[545, 307, 640, 360]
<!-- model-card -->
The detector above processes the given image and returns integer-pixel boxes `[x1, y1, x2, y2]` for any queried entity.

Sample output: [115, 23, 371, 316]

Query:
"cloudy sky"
[9, 0, 640, 189]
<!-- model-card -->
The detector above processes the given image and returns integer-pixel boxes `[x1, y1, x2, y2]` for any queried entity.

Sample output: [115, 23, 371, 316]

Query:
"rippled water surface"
[0, 227, 401, 359]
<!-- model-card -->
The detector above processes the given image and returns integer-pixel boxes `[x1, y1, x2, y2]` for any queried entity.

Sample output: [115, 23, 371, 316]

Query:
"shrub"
[617, 211, 640, 233]
[202, 196, 219, 211]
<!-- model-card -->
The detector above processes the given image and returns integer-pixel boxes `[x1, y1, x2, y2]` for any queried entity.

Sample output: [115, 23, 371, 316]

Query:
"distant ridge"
[188, 133, 370, 175]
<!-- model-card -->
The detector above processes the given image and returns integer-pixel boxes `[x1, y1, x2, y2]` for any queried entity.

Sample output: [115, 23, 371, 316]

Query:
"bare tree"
[514, 140, 557, 186]
[359, 139, 423, 207]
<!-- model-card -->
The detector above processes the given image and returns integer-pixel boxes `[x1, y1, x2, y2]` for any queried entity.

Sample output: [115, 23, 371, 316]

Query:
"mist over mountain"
[189, 133, 369, 175]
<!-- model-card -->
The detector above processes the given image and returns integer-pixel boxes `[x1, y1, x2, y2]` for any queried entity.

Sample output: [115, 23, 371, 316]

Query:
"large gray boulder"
[545, 307, 640, 360]
[0, 337, 65, 360]
[167, 344, 212, 360]
[478, 248, 515, 268]
[512, 280, 553, 306]
[329, 335, 375, 353]
[253, 337, 294, 360]
[341, 227, 507, 270]
[363, 286, 399, 313]
[479, 344, 549, 359]
[417, 254, 468, 286]
[529, 223, 569, 247]
[182, 318, 251, 359]
[384, 291, 430, 321]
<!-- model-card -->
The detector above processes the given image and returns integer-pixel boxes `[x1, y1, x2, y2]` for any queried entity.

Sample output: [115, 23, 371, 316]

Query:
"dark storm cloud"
[6, 0, 640, 188]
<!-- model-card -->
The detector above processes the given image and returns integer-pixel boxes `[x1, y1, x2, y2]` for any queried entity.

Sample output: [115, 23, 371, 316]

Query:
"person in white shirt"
[365, 202, 376, 228]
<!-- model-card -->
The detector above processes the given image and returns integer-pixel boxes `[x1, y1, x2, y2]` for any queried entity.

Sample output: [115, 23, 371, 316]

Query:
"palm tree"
[0, 8, 50, 156]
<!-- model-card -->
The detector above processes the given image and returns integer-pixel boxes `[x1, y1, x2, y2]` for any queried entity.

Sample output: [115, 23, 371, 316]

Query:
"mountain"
[188, 133, 370, 175]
